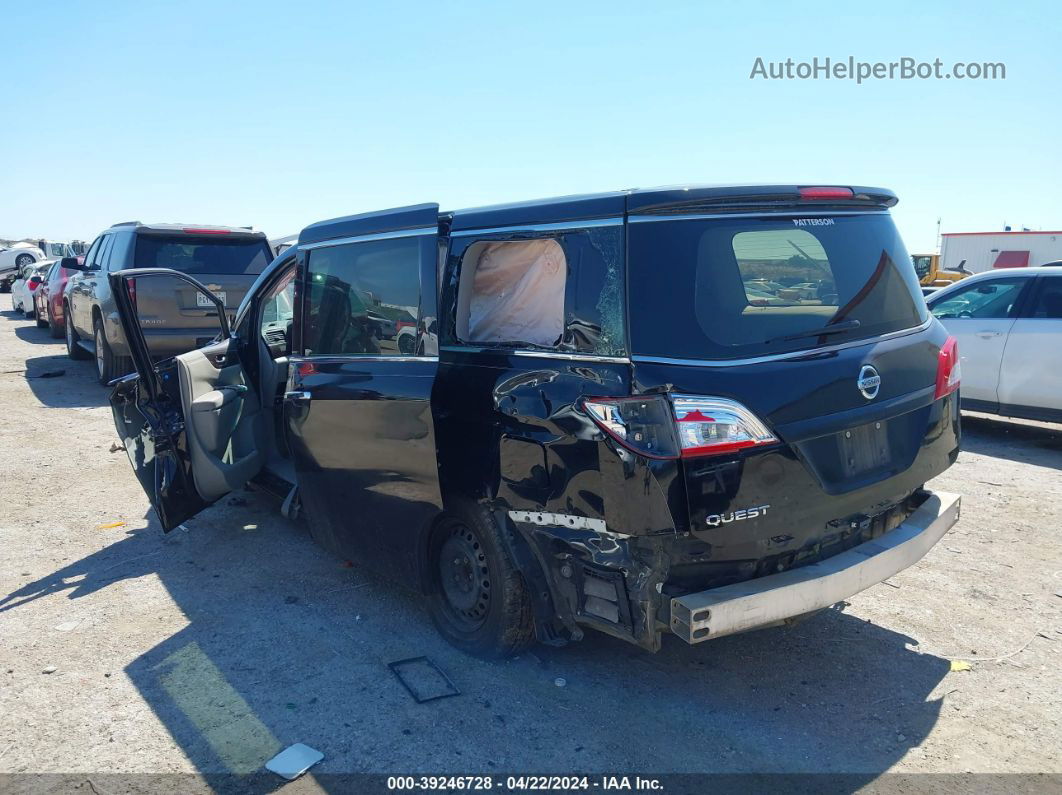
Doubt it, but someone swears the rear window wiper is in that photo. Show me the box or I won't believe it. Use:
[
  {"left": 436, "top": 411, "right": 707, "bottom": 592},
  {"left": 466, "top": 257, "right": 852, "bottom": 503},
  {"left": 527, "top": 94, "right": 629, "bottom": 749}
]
[{"left": 765, "top": 319, "right": 861, "bottom": 345}]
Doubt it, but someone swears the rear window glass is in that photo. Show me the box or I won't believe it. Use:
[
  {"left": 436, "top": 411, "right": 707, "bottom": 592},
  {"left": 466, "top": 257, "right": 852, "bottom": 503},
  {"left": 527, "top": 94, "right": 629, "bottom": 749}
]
[
  {"left": 628, "top": 213, "right": 925, "bottom": 360},
  {"left": 134, "top": 236, "right": 271, "bottom": 276}
]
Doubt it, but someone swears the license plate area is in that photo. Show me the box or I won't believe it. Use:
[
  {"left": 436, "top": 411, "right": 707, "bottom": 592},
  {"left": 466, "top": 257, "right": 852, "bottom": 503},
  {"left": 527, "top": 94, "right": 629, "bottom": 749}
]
[
  {"left": 838, "top": 421, "right": 891, "bottom": 477},
  {"left": 197, "top": 291, "right": 226, "bottom": 307}
]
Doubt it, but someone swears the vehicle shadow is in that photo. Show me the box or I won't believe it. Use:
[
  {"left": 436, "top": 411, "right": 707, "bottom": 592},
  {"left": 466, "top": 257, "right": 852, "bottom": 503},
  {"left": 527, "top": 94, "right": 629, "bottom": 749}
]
[
  {"left": 22, "top": 353, "right": 108, "bottom": 409},
  {"left": 13, "top": 325, "right": 55, "bottom": 344},
  {"left": 1, "top": 492, "right": 950, "bottom": 786},
  {"left": 960, "top": 412, "right": 1062, "bottom": 470}
]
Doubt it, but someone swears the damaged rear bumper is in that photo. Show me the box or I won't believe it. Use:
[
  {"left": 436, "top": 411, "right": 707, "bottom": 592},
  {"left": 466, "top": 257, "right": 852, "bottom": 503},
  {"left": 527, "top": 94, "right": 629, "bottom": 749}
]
[{"left": 669, "top": 490, "right": 961, "bottom": 644}]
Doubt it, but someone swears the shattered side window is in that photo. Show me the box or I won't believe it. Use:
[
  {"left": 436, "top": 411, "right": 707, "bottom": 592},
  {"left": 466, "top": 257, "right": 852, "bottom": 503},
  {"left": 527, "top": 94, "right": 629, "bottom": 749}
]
[
  {"left": 453, "top": 224, "right": 627, "bottom": 356},
  {"left": 562, "top": 225, "right": 626, "bottom": 356}
]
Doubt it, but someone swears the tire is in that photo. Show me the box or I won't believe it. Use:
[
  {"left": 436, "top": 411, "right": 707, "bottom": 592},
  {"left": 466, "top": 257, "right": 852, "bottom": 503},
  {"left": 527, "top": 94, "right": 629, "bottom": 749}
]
[
  {"left": 426, "top": 502, "right": 534, "bottom": 658},
  {"left": 65, "top": 308, "right": 90, "bottom": 360},
  {"left": 93, "top": 317, "right": 132, "bottom": 385},
  {"left": 14, "top": 254, "right": 33, "bottom": 268},
  {"left": 48, "top": 304, "right": 62, "bottom": 338},
  {"left": 35, "top": 303, "right": 47, "bottom": 327}
]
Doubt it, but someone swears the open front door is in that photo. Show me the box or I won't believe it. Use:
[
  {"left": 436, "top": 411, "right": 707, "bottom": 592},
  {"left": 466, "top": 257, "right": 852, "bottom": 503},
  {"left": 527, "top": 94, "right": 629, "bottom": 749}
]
[{"left": 108, "top": 267, "right": 262, "bottom": 531}]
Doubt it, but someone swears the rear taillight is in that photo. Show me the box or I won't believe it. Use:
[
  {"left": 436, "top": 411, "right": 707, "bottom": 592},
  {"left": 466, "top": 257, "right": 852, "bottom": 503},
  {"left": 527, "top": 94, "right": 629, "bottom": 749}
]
[
  {"left": 582, "top": 395, "right": 779, "bottom": 460},
  {"left": 671, "top": 396, "right": 779, "bottom": 458},
  {"left": 582, "top": 396, "right": 681, "bottom": 459},
  {"left": 27, "top": 277, "right": 41, "bottom": 290},
  {"left": 935, "top": 336, "right": 961, "bottom": 399},
  {"left": 798, "top": 186, "right": 854, "bottom": 199}
]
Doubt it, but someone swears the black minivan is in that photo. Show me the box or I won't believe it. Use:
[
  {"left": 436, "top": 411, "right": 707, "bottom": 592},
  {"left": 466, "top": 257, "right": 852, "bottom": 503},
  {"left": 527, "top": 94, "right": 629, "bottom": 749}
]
[{"left": 107, "top": 185, "right": 962, "bottom": 657}]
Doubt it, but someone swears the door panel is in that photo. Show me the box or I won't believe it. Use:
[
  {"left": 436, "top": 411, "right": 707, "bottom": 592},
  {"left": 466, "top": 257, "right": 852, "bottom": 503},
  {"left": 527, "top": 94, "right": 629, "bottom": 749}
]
[
  {"left": 941, "top": 318, "right": 1014, "bottom": 402},
  {"left": 285, "top": 205, "right": 442, "bottom": 580},
  {"left": 176, "top": 343, "right": 263, "bottom": 501},
  {"left": 106, "top": 267, "right": 258, "bottom": 531},
  {"left": 286, "top": 358, "right": 442, "bottom": 576},
  {"left": 998, "top": 278, "right": 1062, "bottom": 411},
  {"left": 998, "top": 318, "right": 1062, "bottom": 410},
  {"left": 111, "top": 364, "right": 211, "bottom": 531}
]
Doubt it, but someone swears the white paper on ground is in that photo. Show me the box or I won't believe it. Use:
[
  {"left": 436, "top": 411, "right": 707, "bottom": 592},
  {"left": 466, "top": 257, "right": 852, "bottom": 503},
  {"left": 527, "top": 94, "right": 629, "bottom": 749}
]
[{"left": 265, "top": 743, "right": 324, "bottom": 780}]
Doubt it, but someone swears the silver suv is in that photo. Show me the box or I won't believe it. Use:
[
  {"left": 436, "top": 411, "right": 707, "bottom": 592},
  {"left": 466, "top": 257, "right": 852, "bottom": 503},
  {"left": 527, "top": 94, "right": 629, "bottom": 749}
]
[{"left": 63, "top": 222, "right": 273, "bottom": 384}]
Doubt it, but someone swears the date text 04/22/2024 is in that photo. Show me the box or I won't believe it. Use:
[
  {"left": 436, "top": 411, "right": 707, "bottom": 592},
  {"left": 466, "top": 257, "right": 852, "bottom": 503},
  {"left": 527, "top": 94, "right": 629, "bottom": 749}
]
[{"left": 385, "top": 776, "right": 664, "bottom": 791}]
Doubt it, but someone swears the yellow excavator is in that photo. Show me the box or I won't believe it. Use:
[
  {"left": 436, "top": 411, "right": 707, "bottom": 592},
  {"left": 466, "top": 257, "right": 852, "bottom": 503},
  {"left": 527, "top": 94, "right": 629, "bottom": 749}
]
[{"left": 912, "top": 254, "right": 970, "bottom": 288}]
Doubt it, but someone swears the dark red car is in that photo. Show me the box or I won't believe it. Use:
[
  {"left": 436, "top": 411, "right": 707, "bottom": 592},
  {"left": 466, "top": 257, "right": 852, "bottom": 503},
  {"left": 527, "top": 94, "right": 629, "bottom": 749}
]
[{"left": 33, "top": 257, "right": 82, "bottom": 337}]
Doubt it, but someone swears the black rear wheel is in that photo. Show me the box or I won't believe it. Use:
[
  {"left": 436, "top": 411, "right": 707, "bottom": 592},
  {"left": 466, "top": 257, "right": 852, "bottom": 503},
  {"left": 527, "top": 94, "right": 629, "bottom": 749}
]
[{"left": 427, "top": 503, "right": 534, "bottom": 658}]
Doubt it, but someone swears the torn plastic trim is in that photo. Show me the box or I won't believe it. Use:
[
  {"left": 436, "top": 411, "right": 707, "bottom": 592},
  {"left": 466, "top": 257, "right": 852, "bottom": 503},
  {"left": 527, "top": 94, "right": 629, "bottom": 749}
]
[
  {"left": 504, "top": 507, "right": 670, "bottom": 651},
  {"left": 508, "top": 510, "right": 630, "bottom": 538}
]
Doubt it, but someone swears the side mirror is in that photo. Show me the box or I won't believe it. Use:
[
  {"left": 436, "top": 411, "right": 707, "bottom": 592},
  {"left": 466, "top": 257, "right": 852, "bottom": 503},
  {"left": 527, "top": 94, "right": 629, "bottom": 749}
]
[{"left": 60, "top": 257, "right": 85, "bottom": 271}]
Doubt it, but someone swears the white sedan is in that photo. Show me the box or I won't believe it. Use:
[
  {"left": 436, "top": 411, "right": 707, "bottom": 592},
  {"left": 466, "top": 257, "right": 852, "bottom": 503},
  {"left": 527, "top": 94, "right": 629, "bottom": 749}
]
[
  {"left": 927, "top": 267, "right": 1062, "bottom": 423},
  {"left": 10, "top": 261, "right": 52, "bottom": 317}
]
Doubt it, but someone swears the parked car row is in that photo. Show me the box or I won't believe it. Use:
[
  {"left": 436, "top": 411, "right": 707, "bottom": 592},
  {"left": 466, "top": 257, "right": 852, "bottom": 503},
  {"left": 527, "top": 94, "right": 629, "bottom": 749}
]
[
  {"left": 1, "top": 243, "right": 47, "bottom": 292},
  {"left": 0, "top": 240, "right": 86, "bottom": 292}
]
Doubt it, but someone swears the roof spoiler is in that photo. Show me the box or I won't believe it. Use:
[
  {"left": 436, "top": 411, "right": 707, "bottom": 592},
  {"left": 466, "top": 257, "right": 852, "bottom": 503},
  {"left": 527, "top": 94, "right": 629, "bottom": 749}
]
[{"left": 627, "top": 185, "right": 898, "bottom": 215}]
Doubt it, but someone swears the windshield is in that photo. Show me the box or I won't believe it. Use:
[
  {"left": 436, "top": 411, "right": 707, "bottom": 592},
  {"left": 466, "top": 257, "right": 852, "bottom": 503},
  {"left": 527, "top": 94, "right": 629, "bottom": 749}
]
[
  {"left": 134, "top": 235, "right": 272, "bottom": 276},
  {"left": 628, "top": 213, "right": 926, "bottom": 360}
]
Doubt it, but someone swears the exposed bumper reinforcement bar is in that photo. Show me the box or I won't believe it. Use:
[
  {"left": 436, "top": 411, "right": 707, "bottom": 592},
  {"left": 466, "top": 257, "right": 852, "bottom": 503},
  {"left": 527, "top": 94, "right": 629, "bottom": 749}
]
[{"left": 670, "top": 490, "right": 961, "bottom": 644}]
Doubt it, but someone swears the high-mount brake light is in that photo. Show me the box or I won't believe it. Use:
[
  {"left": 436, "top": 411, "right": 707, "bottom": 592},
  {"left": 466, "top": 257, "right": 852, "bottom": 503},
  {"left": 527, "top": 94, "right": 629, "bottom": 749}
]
[
  {"left": 582, "top": 396, "right": 680, "bottom": 459},
  {"left": 182, "top": 228, "right": 230, "bottom": 235},
  {"left": 671, "top": 396, "right": 778, "bottom": 458},
  {"left": 798, "top": 186, "right": 854, "bottom": 199},
  {"left": 935, "top": 336, "right": 961, "bottom": 399}
]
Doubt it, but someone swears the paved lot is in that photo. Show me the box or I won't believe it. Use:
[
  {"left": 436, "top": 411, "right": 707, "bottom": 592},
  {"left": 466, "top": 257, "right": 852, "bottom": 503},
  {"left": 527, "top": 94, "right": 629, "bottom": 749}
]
[{"left": 1, "top": 308, "right": 1060, "bottom": 786}]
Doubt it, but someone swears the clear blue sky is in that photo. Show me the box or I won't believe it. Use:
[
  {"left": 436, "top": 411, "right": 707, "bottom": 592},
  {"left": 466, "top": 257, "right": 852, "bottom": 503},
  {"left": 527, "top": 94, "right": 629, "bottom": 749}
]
[{"left": 2, "top": 0, "right": 1059, "bottom": 253}]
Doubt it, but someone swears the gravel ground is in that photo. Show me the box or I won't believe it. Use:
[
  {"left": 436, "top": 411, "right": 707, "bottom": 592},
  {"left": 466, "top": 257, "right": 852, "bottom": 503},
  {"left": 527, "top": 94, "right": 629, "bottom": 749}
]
[{"left": 1, "top": 308, "right": 1060, "bottom": 787}]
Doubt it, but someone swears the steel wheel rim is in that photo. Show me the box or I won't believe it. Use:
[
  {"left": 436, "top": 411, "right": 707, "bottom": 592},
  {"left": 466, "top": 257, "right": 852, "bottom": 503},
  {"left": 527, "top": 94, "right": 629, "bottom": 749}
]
[
  {"left": 438, "top": 523, "right": 491, "bottom": 629},
  {"left": 66, "top": 315, "right": 74, "bottom": 347}
]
